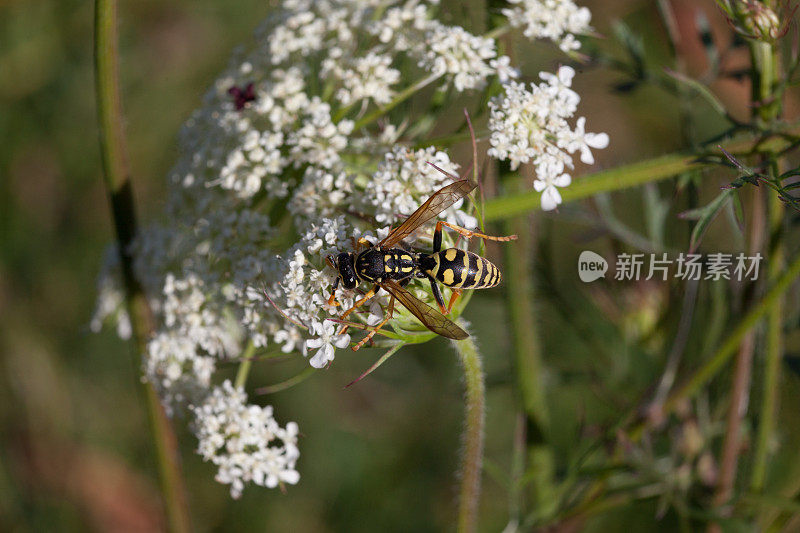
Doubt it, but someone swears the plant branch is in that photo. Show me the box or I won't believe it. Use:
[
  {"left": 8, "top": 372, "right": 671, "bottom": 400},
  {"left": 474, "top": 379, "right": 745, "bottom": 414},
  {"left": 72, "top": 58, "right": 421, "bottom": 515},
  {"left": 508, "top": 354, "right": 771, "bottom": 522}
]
[
  {"left": 234, "top": 341, "right": 257, "bottom": 389},
  {"left": 452, "top": 324, "right": 485, "bottom": 533},
  {"left": 501, "top": 185, "right": 555, "bottom": 519},
  {"left": 712, "top": 331, "right": 756, "bottom": 510},
  {"left": 751, "top": 193, "right": 785, "bottom": 490},
  {"left": 658, "top": 250, "right": 800, "bottom": 428},
  {"left": 94, "top": 1, "right": 190, "bottom": 531},
  {"left": 353, "top": 73, "right": 440, "bottom": 131},
  {"left": 482, "top": 124, "right": 800, "bottom": 221}
]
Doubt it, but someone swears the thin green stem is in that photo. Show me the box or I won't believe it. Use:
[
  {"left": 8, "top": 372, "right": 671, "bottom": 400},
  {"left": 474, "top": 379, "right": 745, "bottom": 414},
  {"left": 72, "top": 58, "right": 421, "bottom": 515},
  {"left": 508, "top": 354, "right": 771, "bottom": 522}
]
[
  {"left": 749, "top": 38, "right": 785, "bottom": 496},
  {"left": 234, "top": 341, "right": 257, "bottom": 389},
  {"left": 482, "top": 124, "right": 800, "bottom": 221},
  {"left": 751, "top": 179, "right": 786, "bottom": 492},
  {"left": 662, "top": 250, "right": 800, "bottom": 420},
  {"left": 502, "top": 201, "right": 555, "bottom": 518},
  {"left": 353, "top": 73, "right": 440, "bottom": 131},
  {"left": 452, "top": 324, "right": 485, "bottom": 533},
  {"left": 94, "top": 1, "right": 190, "bottom": 531},
  {"left": 255, "top": 367, "right": 316, "bottom": 395}
]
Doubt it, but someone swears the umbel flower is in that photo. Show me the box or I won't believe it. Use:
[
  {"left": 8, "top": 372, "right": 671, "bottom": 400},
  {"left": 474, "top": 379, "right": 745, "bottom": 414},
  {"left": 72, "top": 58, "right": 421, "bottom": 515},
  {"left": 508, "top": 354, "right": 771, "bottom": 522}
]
[
  {"left": 487, "top": 66, "right": 609, "bottom": 210},
  {"left": 93, "top": 0, "right": 604, "bottom": 498}
]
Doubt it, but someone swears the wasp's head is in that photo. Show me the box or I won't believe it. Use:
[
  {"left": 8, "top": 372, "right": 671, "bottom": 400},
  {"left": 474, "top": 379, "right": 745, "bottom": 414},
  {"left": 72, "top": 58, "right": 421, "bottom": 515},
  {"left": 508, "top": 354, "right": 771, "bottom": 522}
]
[{"left": 327, "top": 252, "right": 358, "bottom": 290}]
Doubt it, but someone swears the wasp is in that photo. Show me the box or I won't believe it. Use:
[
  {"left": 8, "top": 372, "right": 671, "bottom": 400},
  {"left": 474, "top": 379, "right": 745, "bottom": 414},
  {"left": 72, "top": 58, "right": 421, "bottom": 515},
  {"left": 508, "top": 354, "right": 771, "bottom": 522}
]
[{"left": 327, "top": 178, "right": 517, "bottom": 350}]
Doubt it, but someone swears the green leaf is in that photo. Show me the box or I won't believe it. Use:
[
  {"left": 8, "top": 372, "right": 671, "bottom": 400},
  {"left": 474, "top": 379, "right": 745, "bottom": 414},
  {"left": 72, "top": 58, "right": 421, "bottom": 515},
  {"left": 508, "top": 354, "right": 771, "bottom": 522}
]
[
  {"left": 664, "top": 68, "right": 728, "bottom": 117},
  {"left": 679, "top": 189, "right": 735, "bottom": 252}
]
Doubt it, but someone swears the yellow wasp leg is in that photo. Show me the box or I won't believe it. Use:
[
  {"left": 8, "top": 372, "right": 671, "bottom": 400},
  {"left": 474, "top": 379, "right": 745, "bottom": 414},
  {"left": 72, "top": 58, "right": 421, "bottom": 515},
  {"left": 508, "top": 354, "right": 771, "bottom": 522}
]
[
  {"left": 352, "top": 295, "right": 395, "bottom": 351},
  {"left": 445, "top": 288, "right": 462, "bottom": 315},
  {"left": 337, "top": 287, "right": 377, "bottom": 335},
  {"left": 435, "top": 220, "right": 517, "bottom": 243}
]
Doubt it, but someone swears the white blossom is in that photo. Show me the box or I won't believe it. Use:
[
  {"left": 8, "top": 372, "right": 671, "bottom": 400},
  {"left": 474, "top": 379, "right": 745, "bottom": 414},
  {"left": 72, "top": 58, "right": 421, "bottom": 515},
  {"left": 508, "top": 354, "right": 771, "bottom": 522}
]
[
  {"left": 503, "top": 0, "right": 593, "bottom": 53},
  {"left": 419, "top": 22, "right": 498, "bottom": 91},
  {"left": 91, "top": 0, "right": 605, "bottom": 499},
  {"left": 487, "top": 66, "right": 608, "bottom": 210},
  {"left": 192, "top": 381, "right": 300, "bottom": 498},
  {"left": 144, "top": 331, "right": 216, "bottom": 417},
  {"left": 305, "top": 319, "right": 351, "bottom": 368},
  {"left": 363, "top": 145, "right": 475, "bottom": 227},
  {"left": 91, "top": 246, "right": 132, "bottom": 340}
]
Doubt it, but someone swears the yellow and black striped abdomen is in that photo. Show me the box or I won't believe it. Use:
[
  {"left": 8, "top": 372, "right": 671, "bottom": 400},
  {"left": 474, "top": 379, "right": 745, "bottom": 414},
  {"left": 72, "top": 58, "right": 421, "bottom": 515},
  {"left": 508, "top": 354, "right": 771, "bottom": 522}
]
[{"left": 425, "top": 248, "right": 501, "bottom": 289}]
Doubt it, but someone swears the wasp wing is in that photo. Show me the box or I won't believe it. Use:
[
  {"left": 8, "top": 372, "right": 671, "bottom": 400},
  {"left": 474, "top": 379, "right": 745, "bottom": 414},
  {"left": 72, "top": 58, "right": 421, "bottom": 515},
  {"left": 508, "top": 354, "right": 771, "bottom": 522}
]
[
  {"left": 381, "top": 279, "right": 469, "bottom": 340},
  {"left": 378, "top": 179, "right": 476, "bottom": 248}
]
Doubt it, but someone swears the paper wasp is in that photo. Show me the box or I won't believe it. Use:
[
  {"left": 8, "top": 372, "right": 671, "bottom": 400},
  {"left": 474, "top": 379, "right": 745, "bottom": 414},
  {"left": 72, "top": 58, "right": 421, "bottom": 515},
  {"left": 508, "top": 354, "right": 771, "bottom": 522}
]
[{"left": 327, "top": 178, "right": 517, "bottom": 350}]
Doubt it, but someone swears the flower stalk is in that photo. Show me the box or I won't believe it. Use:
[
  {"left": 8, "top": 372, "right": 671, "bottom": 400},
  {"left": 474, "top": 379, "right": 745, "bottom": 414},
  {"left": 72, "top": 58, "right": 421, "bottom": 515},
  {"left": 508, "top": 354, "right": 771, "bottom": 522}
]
[
  {"left": 482, "top": 122, "right": 800, "bottom": 220},
  {"left": 750, "top": 35, "right": 787, "bottom": 493},
  {"left": 648, "top": 249, "right": 800, "bottom": 434},
  {"left": 502, "top": 181, "right": 555, "bottom": 519},
  {"left": 94, "top": 0, "right": 190, "bottom": 530},
  {"left": 452, "top": 325, "right": 485, "bottom": 533}
]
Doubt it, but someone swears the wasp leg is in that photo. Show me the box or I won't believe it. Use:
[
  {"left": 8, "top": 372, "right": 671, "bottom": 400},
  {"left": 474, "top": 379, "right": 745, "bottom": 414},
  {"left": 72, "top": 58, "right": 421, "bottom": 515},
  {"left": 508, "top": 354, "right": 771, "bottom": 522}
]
[
  {"left": 337, "top": 286, "right": 377, "bottom": 335},
  {"left": 433, "top": 220, "right": 517, "bottom": 251},
  {"left": 352, "top": 236, "right": 373, "bottom": 251},
  {"left": 446, "top": 288, "right": 462, "bottom": 314},
  {"left": 352, "top": 295, "right": 395, "bottom": 351},
  {"left": 427, "top": 275, "right": 447, "bottom": 314},
  {"left": 327, "top": 277, "right": 341, "bottom": 306}
]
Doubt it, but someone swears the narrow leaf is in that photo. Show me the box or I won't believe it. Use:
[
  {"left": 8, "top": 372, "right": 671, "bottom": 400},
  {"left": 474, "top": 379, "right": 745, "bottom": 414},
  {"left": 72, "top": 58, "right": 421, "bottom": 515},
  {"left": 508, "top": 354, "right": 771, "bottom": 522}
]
[
  {"left": 345, "top": 342, "right": 405, "bottom": 388},
  {"left": 682, "top": 189, "right": 734, "bottom": 252},
  {"left": 665, "top": 68, "right": 727, "bottom": 116}
]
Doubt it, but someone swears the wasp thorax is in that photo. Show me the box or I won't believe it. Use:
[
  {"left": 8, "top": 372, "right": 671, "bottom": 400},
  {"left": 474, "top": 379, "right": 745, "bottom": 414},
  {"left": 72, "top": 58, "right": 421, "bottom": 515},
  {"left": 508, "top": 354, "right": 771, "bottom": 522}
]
[{"left": 335, "top": 252, "right": 358, "bottom": 289}]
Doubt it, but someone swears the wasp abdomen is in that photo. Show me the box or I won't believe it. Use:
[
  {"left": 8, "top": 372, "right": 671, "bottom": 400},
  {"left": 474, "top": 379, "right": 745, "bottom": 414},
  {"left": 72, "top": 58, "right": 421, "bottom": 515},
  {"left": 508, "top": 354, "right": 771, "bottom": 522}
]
[{"left": 424, "top": 248, "right": 501, "bottom": 289}]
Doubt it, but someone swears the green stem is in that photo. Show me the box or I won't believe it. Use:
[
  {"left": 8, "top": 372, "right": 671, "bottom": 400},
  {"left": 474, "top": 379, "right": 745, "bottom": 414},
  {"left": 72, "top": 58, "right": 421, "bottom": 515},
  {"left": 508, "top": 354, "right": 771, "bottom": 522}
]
[
  {"left": 94, "top": 1, "right": 191, "bottom": 531},
  {"left": 353, "top": 73, "right": 440, "bottom": 131},
  {"left": 502, "top": 204, "right": 555, "bottom": 518},
  {"left": 482, "top": 124, "right": 800, "bottom": 221},
  {"left": 749, "top": 38, "right": 785, "bottom": 495},
  {"left": 663, "top": 250, "right": 800, "bottom": 418},
  {"left": 255, "top": 367, "right": 316, "bottom": 395},
  {"left": 234, "top": 341, "right": 257, "bottom": 389},
  {"left": 452, "top": 325, "right": 485, "bottom": 533},
  {"left": 751, "top": 176, "right": 786, "bottom": 492}
]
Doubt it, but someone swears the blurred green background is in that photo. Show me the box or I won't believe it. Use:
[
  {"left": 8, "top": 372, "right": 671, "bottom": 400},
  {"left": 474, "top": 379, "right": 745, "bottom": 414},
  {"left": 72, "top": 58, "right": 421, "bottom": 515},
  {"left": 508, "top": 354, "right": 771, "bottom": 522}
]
[{"left": 3, "top": 0, "right": 800, "bottom": 531}]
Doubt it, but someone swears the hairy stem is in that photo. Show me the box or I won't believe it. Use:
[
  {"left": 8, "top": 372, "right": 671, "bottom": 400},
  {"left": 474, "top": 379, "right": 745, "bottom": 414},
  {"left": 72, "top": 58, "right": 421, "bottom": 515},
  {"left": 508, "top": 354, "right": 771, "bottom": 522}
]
[
  {"left": 94, "top": 1, "right": 191, "bottom": 531},
  {"left": 452, "top": 326, "right": 485, "bottom": 533}
]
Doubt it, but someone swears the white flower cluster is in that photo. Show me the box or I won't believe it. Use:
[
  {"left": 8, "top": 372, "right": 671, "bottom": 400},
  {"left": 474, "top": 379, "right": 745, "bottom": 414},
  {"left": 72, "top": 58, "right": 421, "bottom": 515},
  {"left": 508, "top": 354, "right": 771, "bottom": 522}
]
[
  {"left": 362, "top": 146, "right": 471, "bottom": 226},
  {"left": 192, "top": 380, "right": 300, "bottom": 499},
  {"left": 502, "top": 0, "right": 593, "bottom": 53},
  {"left": 91, "top": 0, "right": 604, "bottom": 498},
  {"left": 487, "top": 66, "right": 609, "bottom": 210}
]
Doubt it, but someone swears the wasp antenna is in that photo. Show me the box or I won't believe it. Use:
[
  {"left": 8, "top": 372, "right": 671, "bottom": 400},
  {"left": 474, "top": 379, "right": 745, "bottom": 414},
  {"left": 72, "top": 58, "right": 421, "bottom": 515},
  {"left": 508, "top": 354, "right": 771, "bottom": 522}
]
[
  {"left": 262, "top": 288, "right": 309, "bottom": 331},
  {"left": 426, "top": 161, "right": 461, "bottom": 181}
]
